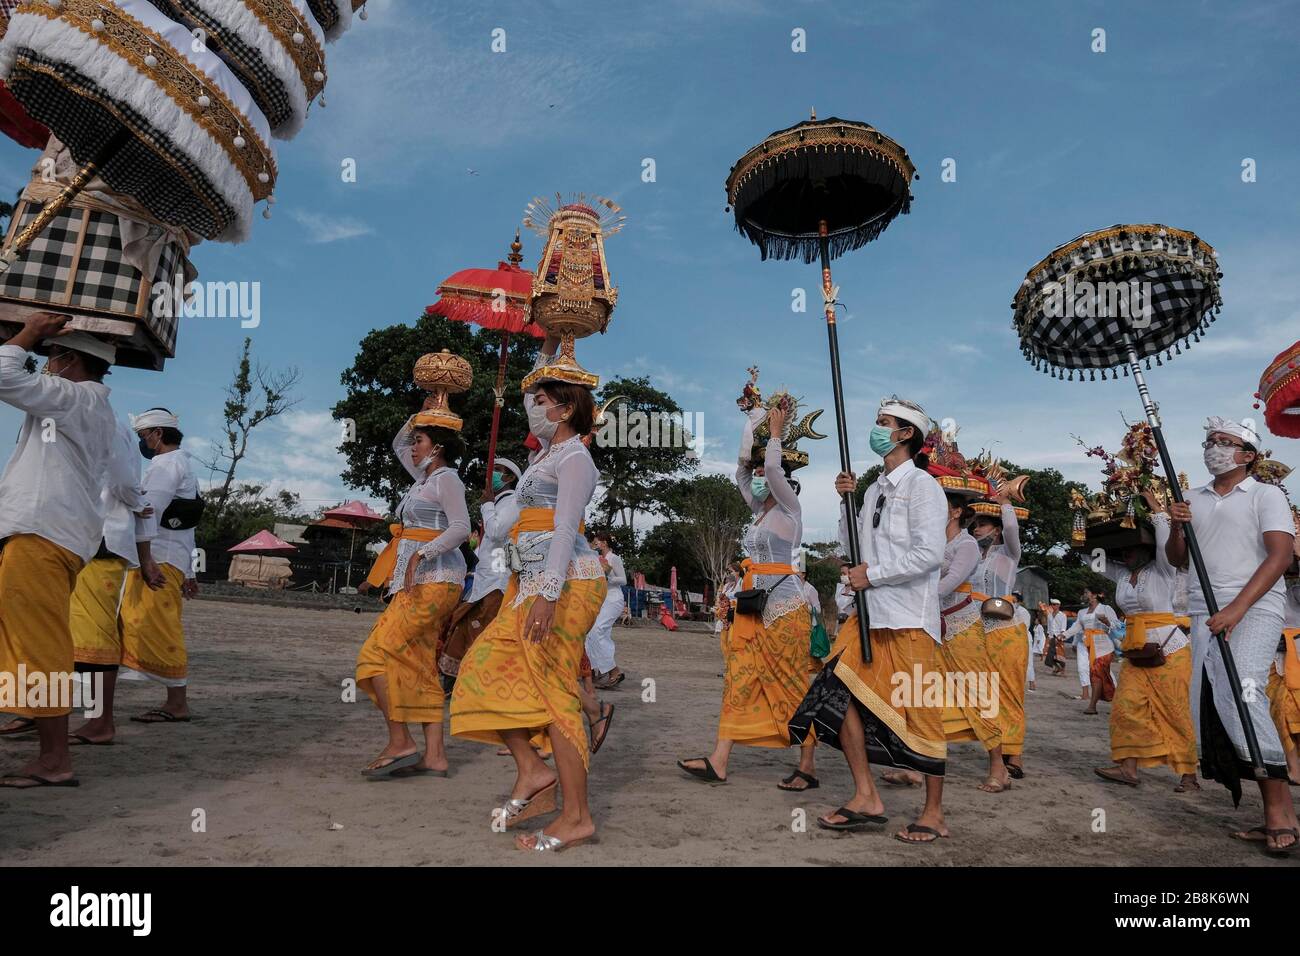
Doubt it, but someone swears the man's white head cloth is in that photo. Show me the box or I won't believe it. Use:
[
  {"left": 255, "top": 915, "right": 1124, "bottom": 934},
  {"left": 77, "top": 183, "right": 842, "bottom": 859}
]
[
  {"left": 131, "top": 409, "right": 180, "bottom": 432},
  {"left": 878, "top": 396, "right": 931, "bottom": 434},
  {"left": 493, "top": 457, "right": 522, "bottom": 483},
  {"left": 1204, "top": 416, "right": 1258, "bottom": 448}
]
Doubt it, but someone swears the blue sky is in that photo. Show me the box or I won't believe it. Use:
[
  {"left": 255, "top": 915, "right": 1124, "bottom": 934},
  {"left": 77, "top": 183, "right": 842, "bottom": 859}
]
[{"left": 3, "top": 0, "right": 1298, "bottom": 542}]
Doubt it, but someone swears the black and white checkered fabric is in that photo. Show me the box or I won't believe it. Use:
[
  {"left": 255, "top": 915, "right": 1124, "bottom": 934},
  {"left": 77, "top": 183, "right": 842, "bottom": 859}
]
[
  {"left": 1013, "top": 238, "right": 1223, "bottom": 380},
  {"left": 7, "top": 48, "right": 237, "bottom": 240},
  {"left": 305, "top": 0, "right": 340, "bottom": 34},
  {"left": 140, "top": 0, "right": 293, "bottom": 131},
  {"left": 1, "top": 201, "right": 183, "bottom": 355}
]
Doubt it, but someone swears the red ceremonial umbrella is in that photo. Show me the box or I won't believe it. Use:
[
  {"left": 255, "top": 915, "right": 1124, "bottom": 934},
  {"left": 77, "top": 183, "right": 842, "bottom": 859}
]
[
  {"left": 321, "top": 500, "right": 385, "bottom": 588},
  {"left": 425, "top": 231, "right": 542, "bottom": 494}
]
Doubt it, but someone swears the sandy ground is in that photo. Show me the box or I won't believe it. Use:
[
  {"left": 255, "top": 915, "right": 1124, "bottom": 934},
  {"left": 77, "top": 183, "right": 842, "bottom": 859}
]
[{"left": 1, "top": 599, "right": 1294, "bottom": 867}]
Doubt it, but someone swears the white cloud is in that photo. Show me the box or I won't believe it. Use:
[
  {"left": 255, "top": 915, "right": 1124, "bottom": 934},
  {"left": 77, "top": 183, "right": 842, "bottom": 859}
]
[{"left": 289, "top": 210, "right": 374, "bottom": 244}]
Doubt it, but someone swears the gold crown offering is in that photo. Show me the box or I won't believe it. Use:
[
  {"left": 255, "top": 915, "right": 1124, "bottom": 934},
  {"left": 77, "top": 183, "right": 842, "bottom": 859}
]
[
  {"left": 1070, "top": 421, "right": 1184, "bottom": 547},
  {"left": 744, "top": 378, "right": 827, "bottom": 471},
  {"left": 520, "top": 194, "right": 624, "bottom": 391},
  {"left": 413, "top": 349, "right": 472, "bottom": 431}
]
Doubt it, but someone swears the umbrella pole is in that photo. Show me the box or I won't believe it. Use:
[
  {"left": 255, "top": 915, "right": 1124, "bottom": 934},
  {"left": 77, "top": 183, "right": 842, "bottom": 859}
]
[
  {"left": 818, "top": 221, "right": 872, "bottom": 663},
  {"left": 1124, "top": 335, "right": 1268, "bottom": 779},
  {"left": 0, "top": 127, "right": 129, "bottom": 274},
  {"left": 484, "top": 332, "right": 510, "bottom": 496},
  {"left": 345, "top": 527, "right": 357, "bottom": 589}
]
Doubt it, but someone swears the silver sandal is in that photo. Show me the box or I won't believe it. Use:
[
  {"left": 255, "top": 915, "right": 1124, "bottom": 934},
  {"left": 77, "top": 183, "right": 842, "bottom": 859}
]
[
  {"left": 518, "top": 829, "right": 594, "bottom": 853},
  {"left": 495, "top": 780, "right": 558, "bottom": 829}
]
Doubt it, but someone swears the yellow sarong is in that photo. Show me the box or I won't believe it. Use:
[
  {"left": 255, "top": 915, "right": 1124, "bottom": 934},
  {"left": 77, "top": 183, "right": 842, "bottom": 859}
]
[
  {"left": 357, "top": 580, "right": 460, "bottom": 724},
  {"left": 365, "top": 525, "right": 442, "bottom": 589},
  {"left": 719, "top": 601, "right": 811, "bottom": 748},
  {"left": 1269, "top": 629, "right": 1300, "bottom": 755},
  {"left": 830, "top": 615, "right": 947, "bottom": 765},
  {"left": 120, "top": 564, "right": 187, "bottom": 681},
  {"left": 1110, "top": 644, "right": 1196, "bottom": 774},
  {"left": 450, "top": 576, "right": 606, "bottom": 769},
  {"left": 0, "top": 534, "right": 83, "bottom": 717},
  {"left": 985, "top": 619, "right": 1029, "bottom": 756},
  {"left": 940, "top": 612, "right": 1002, "bottom": 751},
  {"left": 71, "top": 557, "right": 129, "bottom": 666}
]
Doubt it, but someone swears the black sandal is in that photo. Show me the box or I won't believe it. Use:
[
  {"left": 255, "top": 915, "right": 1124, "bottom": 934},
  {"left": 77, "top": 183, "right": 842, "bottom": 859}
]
[
  {"left": 677, "top": 756, "right": 726, "bottom": 784},
  {"left": 894, "top": 823, "right": 946, "bottom": 845},
  {"left": 1264, "top": 828, "right": 1298, "bottom": 857},
  {"left": 1003, "top": 758, "right": 1025, "bottom": 780},
  {"left": 589, "top": 703, "right": 615, "bottom": 755},
  {"left": 778, "top": 770, "right": 819, "bottom": 791},
  {"left": 817, "top": 807, "right": 888, "bottom": 832}
]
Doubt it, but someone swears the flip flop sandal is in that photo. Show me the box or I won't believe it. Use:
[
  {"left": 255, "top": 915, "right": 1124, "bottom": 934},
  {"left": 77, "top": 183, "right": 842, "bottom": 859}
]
[
  {"left": 880, "top": 771, "right": 921, "bottom": 788},
  {"left": 360, "top": 751, "right": 422, "bottom": 778},
  {"left": 388, "top": 765, "right": 449, "bottom": 778},
  {"left": 895, "top": 823, "right": 946, "bottom": 845},
  {"left": 778, "top": 770, "right": 819, "bottom": 791},
  {"left": 130, "top": 709, "right": 191, "bottom": 724},
  {"left": 499, "top": 780, "right": 559, "bottom": 829},
  {"left": 0, "top": 717, "right": 37, "bottom": 737},
  {"left": 0, "top": 773, "right": 80, "bottom": 788},
  {"left": 1264, "top": 828, "right": 1298, "bottom": 856},
  {"left": 676, "top": 757, "right": 727, "bottom": 784},
  {"left": 1094, "top": 767, "right": 1140, "bottom": 787},
  {"left": 817, "top": 807, "right": 888, "bottom": 832},
  {"left": 589, "top": 703, "right": 615, "bottom": 755},
  {"left": 68, "top": 734, "right": 115, "bottom": 747},
  {"left": 1174, "top": 780, "right": 1201, "bottom": 793},
  {"left": 1229, "top": 826, "right": 1270, "bottom": 843},
  {"left": 978, "top": 779, "right": 1011, "bottom": 793},
  {"left": 516, "top": 829, "right": 596, "bottom": 853}
]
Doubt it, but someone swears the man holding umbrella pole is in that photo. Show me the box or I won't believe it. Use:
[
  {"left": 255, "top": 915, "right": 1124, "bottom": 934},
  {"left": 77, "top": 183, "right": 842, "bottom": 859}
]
[{"left": 1167, "top": 416, "right": 1297, "bottom": 855}]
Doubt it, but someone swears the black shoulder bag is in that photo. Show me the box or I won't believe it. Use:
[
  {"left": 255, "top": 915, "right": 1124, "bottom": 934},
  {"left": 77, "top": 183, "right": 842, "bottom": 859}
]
[{"left": 733, "top": 574, "right": 792, "bottom": 618}]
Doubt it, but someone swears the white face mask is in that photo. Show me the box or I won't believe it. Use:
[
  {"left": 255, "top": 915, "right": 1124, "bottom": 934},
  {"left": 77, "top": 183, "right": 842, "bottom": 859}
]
[
  {"left": 415, "top": 453, "right": 435, "bottom": 472},
  {"left": 1203, "top": 444, "right": 1240, "bottom": 476},
  {"left": 527, "top": 401, "right": 563, "bottom": 442}
]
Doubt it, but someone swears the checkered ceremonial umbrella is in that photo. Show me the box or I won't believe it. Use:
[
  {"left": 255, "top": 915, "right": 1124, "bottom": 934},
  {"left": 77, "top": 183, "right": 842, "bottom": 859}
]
[
  {"left": 724, "top": 111, "right": 920, "bottom": 662},
  {"left": 1012, "top": 223, "right": 1268, "bottom": 788},
  {"left": 425, "top": 231, "right": 541, "bottom": 495}
]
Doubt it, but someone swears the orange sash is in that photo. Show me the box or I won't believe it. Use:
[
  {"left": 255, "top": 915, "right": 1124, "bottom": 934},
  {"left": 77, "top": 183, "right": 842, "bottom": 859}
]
[
  {"left": 1083, "top": 628, "right": 1105, "bottom": 668},
  {"left": 730, "top": 559, "right": 795, "bottom": 644},
  {"left": 1122, "top": 611, "right": 1178, "bottom": 653},
  {"left": 365, "top": 524, "right": 442, "bottom": 588},
  {"left": 510, "top": 506, "right": 584, "bottom": 541}
]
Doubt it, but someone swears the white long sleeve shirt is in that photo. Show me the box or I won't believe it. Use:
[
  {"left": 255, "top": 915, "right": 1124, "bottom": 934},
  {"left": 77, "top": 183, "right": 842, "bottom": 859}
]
[
  {"left": 465, "top": 488, "right": 518, "bottom": 602},
  {"left": 1065, "top": 603, "right": 1118, "bottom": 658},
  {"left": 0, "top": 343, "right": 116, "bottom": 562},
  {"left": 134, "top": 448, "right": 199, "bottom": 576},
  {"left": 839, "top": 458, "right": 947, "bottom": 642},
  {"left": 1048, "top": 609, "right": 1069, "bottom": 637},
  {"left": 101, "top": 419, "right": 148, "bottom": 567},
  {"left": 1102, "top": 513, "right": 1188, "bottom": 654}
]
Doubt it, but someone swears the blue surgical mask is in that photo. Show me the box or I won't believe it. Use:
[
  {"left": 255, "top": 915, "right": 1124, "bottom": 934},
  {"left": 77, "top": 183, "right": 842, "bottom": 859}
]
[
  {"left": 751, "top": 476, "right": 770, "bottom": 501},
  {"left": 492, "top": 473, "right": 505, "bottom": 492},
  {"left": 869, "top": 425, "right": 898, "bottom": 458}
]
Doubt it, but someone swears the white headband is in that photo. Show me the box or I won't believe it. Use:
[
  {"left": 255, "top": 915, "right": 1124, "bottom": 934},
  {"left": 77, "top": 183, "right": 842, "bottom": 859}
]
[
  {"left": 1204, "top": 416, "right": 1257, "bottom": 447},
  {"left": 493, "top": 457, "right": 522, "bottom": 482},
  {"left": 878, "top": 396, "right": 931, "bottom": 434},
  {"left": 131, "top": 409, "right": 180, "bottom": 431}
]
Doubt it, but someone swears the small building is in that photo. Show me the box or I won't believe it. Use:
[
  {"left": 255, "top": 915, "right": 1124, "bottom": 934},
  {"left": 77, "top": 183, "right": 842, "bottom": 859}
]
[{"left": 1015, "top": 566, "right": 1051, "bottom": 611}]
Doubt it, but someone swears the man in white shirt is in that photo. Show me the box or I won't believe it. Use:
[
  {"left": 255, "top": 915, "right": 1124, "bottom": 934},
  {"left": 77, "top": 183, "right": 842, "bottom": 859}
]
[
  {"left": 587, "top": 532, "right": 627, "bottom": 690},
  {"left": 1013, "top": 592, "right": 1036, "bottom": 691},
  {"left": 69, "top": 418, "right": 161, "bottom": 744},
  {"left": 0, "top": 313, "right": 117, "bottom": 789},
  {"left": 1167, "top": 416, "right": 1297, "bottom": 853},
  {"left": 119, "top": 408, "right": 201, "bottom": 723}
]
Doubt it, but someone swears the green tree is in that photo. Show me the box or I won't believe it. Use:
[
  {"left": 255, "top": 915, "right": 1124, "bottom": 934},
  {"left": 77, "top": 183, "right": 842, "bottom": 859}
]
[
  {"left": 658, "top": 473, "right": 751, "bottom": 597},
  {"left": 197, "top": 482, "right": 308, "bottom": 549},
  {"left": 201, "top": 338, "right": 301, "bottom": 526},
  {"left": 590, "top": 375, "right": 697, "bottom": 527},
  {"left": 333, "top": 314, "right": 541, "bottom": 511}
]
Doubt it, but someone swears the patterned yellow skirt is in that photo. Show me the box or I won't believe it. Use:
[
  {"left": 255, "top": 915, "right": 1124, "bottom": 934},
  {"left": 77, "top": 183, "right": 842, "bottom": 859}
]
[
  {"left": 719, "top": 605, "right": 812, "bottom": 748},
  {"left": 450, "top": 576, "right": 606, "bottom": 769},
  {"left": 120, "top": 564, "right": 188, "bottom": 682},
  {"left": 940, "top": 613, "right": 1003, "bottom": 751},
  {"left": 1268, "top": 668, "right": 1300, "bottom": 756},
  {"left": 1109, "top": 645, "right": 1196, "bottom": 775},
  {"left": 71, "top": 557, "right": 130, "bottom": 667},
  {"left": 985, "top": 619, "right": 1028, "bottom": 756},
  {"left": 0, "top": 534, "right": 83, "bottom": 717},
  {"left": 356, "top": 581, "right": 461, "bottom": 724}
]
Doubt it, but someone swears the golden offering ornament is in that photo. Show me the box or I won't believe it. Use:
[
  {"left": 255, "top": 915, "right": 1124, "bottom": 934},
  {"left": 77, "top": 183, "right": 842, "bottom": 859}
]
[{"left": 413, "top": 348, "right": 472, "bottom": 432}]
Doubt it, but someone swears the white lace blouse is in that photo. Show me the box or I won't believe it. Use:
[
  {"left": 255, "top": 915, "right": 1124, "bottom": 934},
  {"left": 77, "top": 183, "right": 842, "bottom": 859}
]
[
  {"left": 974, "top": 503, "right": 1022, "bottom": 632},
  {"left": 736, "top": 423, "right": 804, "bottom": 627},
  {"left": 938, "top": 530, "right": 982, "bottom": 636},
  {"left": 1102, "top": 513, "right": 1188, "bottom": 655},
  {"left": 388, "top": 420, "right": 471, "bottom": 595}
]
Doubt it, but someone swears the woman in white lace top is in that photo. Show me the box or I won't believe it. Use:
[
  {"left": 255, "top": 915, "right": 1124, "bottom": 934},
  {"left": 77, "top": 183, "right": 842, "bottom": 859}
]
[
  {"left": 355, "top": 410, "right": 470, "bottom": 779},
  {"left": 451, "top": 336, "right": 608, "bottom": 854},
  {"left": 678, "top": 404, "right": 818, "bottom": 791}
]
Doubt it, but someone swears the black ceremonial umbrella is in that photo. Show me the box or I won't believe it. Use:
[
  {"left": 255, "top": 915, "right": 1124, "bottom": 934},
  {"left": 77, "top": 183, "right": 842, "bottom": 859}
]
[
  {"left": 1012, "top": 222, "right": 1268, "bottom": 785},
  {"left": 725, "top": 111, "right": 919, "bottom": 662}
]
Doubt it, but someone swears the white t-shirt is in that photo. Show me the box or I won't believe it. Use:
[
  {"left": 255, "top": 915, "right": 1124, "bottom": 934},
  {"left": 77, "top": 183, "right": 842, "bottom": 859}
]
[
  {"left": 1182, "top": 477, "right": 1295, "bottom": 618},
  {"left": 135, "top": 449, "right": 200, "bottom": 576}
]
